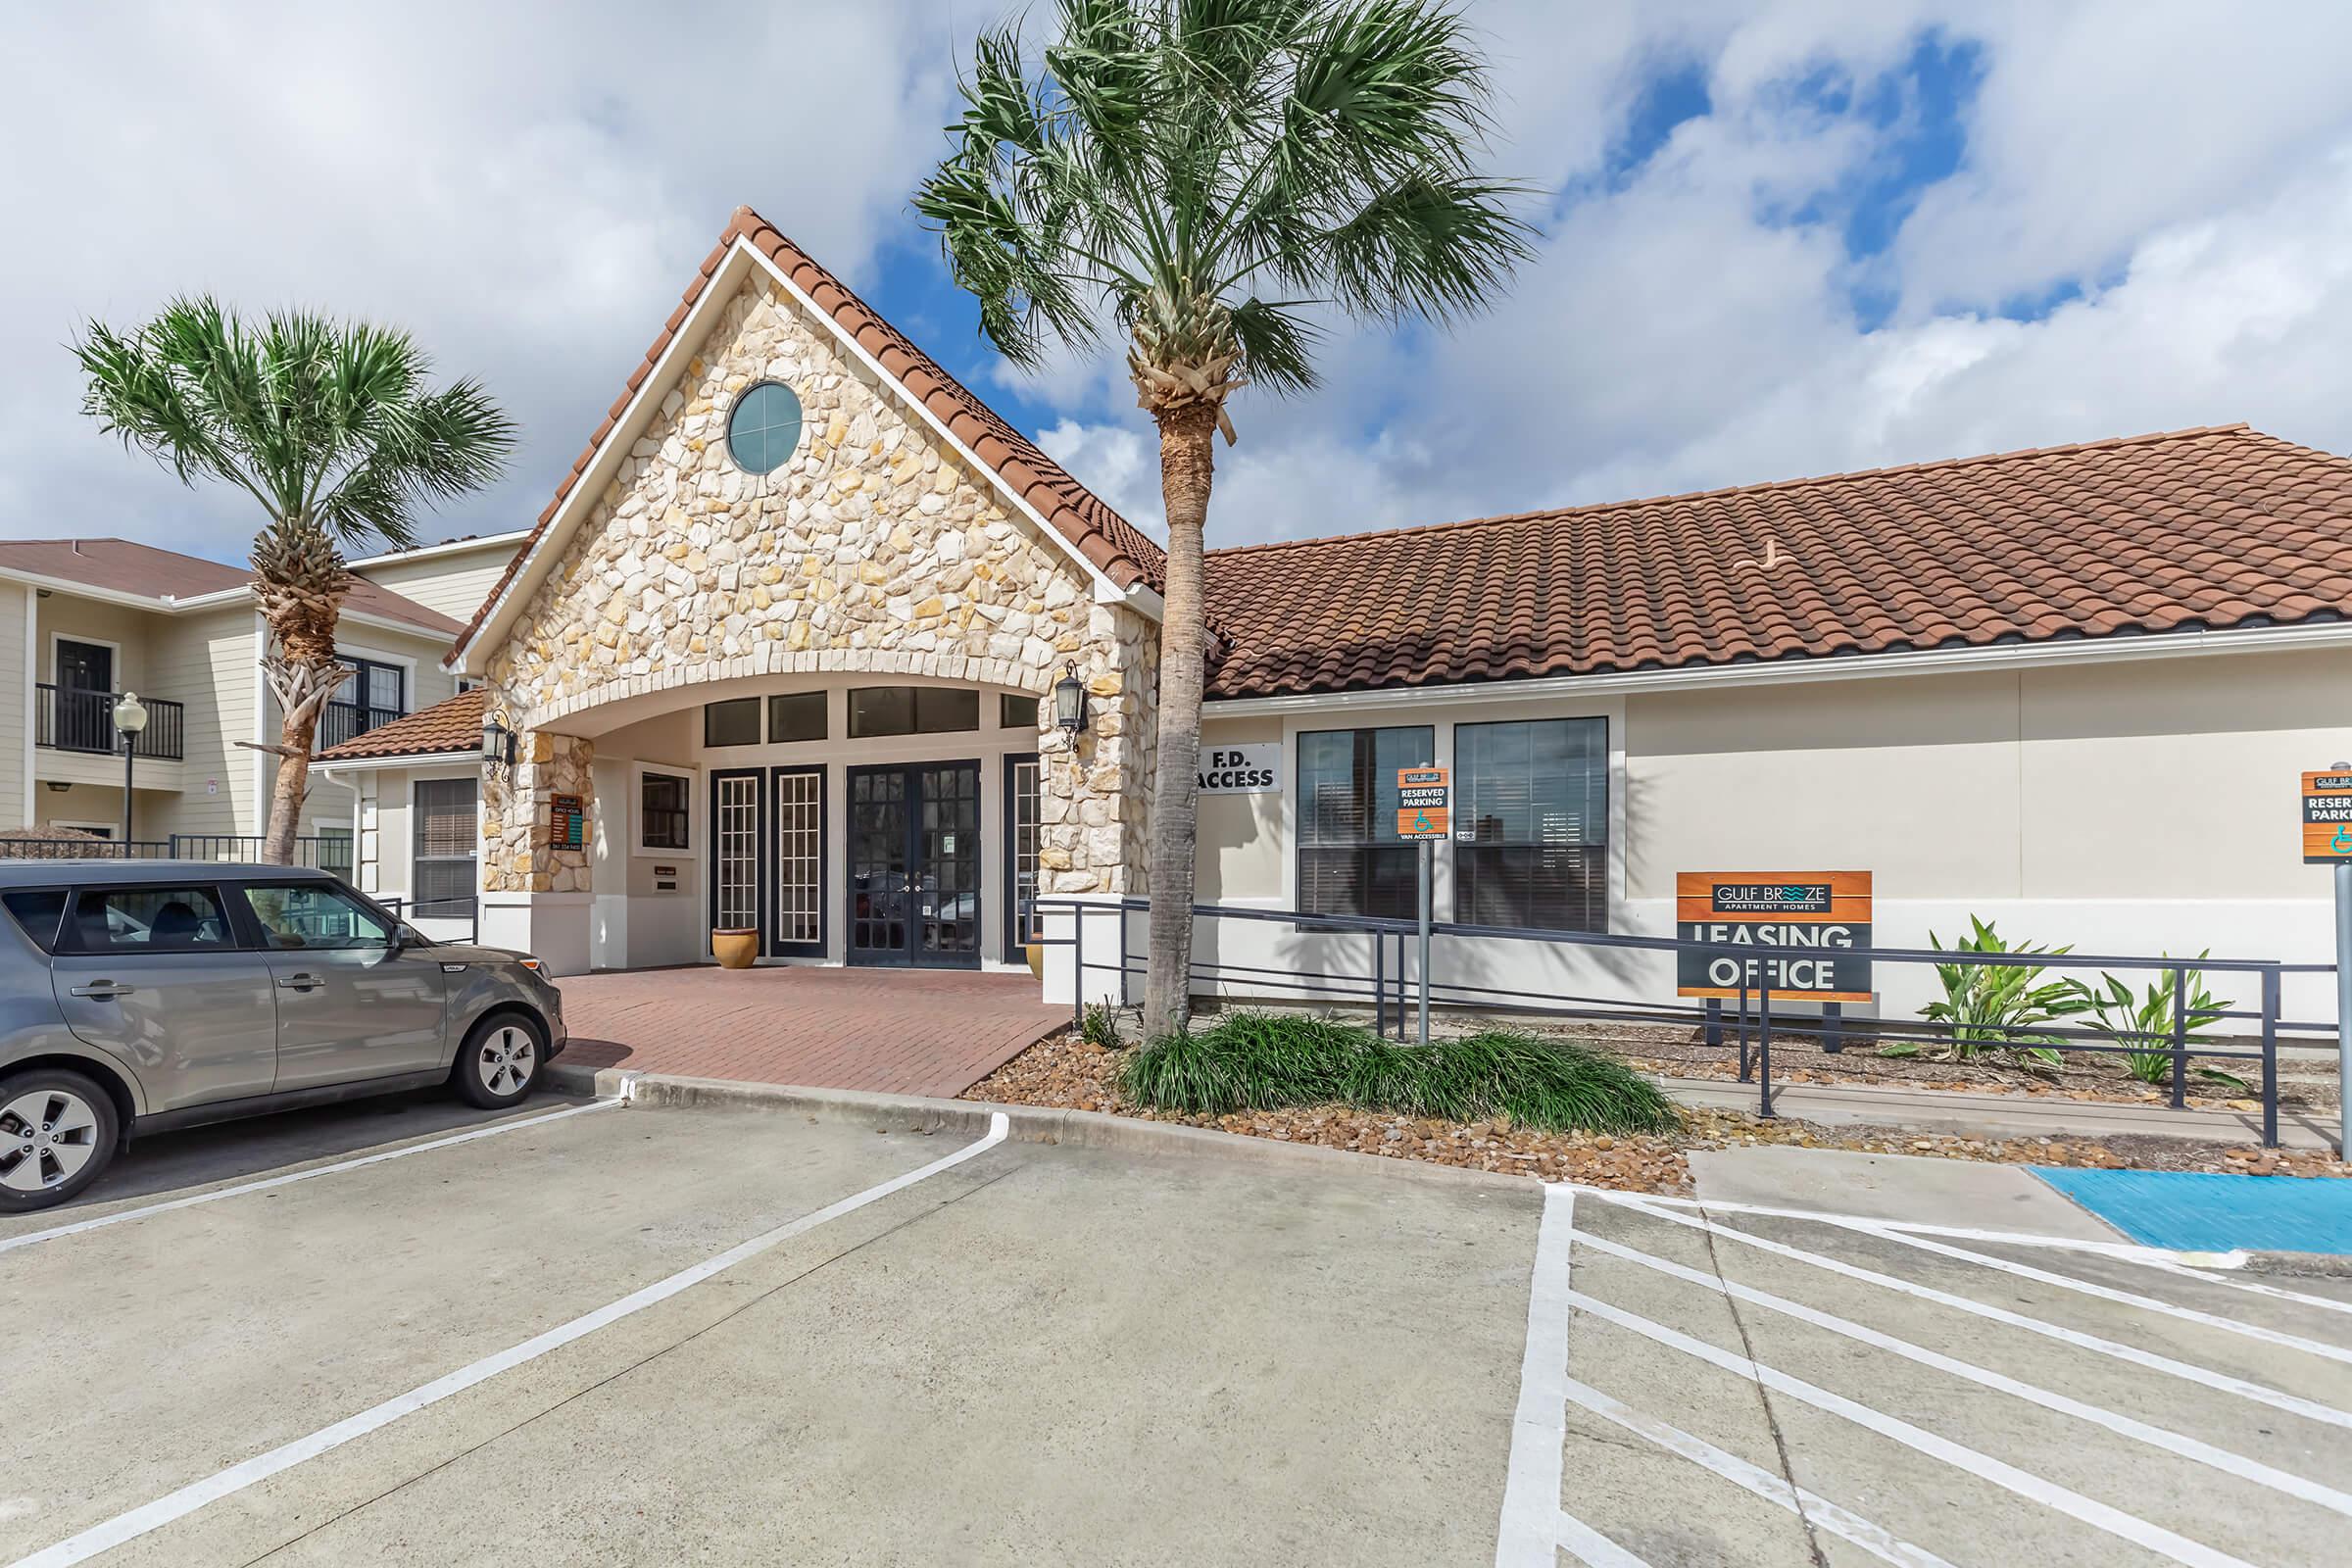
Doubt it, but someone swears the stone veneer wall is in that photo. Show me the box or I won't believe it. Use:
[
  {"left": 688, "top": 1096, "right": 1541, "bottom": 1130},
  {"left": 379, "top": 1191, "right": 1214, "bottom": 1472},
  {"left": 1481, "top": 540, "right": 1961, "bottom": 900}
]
[
  {"left": 482, "top": 731, "right": 592, "bottom": 895},
  {"left": 477, "top": 269, "right": 1156, "bottom": 899}
]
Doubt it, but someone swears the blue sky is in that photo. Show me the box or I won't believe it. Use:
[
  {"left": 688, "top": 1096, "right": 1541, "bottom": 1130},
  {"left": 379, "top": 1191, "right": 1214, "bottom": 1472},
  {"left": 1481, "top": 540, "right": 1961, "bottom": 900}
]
[{"left": 5, "top": 1, "right": 2352, "bottom": 564}]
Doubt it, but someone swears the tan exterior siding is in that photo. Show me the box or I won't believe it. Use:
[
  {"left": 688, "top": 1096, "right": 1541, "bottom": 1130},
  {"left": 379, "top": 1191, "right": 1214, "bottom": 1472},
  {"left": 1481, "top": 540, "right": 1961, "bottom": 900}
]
[
  {"left": 355, "top": 546, "right": 521, "bottom": 622},
  {"left": 0, "top": 584, "right": 26, "bottom": 830}
]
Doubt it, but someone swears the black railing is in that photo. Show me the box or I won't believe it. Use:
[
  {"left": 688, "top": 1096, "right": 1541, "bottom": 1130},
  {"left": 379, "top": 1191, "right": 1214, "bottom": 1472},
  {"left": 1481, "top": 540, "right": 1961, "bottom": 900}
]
[
  {"left": 1034, "top": 897, "right": 2340, "bottom": 1150},
  {"left": 0, "top": 837, "right": 173, "bottom": 860},
  {"left": 34, "top": 686, "right": 184, "bottom": 760},
  {"left": 378, "top": 894, "right": 480, "bottom": 947},
  {"left": 168, "top": 835, "right": 353, "bottom": 875},
  {"left": 319, "top": 702, "right": 405, "bottom": 750}
]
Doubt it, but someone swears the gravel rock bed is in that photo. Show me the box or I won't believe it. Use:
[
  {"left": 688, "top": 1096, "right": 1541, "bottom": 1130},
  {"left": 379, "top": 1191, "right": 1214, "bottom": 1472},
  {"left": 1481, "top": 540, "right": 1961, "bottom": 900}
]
[{"left": 964, "top": 1029, "right": 2350, "bottom": 1193}]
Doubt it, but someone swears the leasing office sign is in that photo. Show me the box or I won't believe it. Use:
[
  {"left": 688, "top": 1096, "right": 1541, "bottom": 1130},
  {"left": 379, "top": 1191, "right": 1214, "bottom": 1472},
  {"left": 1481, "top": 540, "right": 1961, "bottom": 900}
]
[{"left": 1676, "top": 871, "right": 1873, "bottom": 1003}]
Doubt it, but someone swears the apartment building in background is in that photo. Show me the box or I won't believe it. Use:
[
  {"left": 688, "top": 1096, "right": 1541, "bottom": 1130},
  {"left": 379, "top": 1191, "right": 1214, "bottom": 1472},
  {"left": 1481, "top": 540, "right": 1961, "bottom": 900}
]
[{"left": 0, "top": 531, "right": 525, "bottom": 863}]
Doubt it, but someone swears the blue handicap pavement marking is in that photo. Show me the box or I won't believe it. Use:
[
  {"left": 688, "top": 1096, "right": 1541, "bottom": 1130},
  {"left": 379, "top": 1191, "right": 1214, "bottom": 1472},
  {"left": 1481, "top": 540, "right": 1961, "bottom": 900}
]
[{"left": 2031, "top": 1166, "right": 2352, "bottom": 1254}]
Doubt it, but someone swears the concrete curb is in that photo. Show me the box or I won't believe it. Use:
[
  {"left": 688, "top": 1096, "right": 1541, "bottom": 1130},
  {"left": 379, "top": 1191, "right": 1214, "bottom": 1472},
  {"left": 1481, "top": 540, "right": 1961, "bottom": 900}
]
[{"left": 545, "top": 1062, "right": 1537, "bottom": 1196}]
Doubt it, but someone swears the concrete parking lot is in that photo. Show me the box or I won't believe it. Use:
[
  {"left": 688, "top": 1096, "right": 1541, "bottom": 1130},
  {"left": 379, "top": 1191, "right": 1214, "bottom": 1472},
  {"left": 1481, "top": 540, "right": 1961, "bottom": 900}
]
[{"left": 5, "top": 1091, "right": 2351, "bottom": 1566}]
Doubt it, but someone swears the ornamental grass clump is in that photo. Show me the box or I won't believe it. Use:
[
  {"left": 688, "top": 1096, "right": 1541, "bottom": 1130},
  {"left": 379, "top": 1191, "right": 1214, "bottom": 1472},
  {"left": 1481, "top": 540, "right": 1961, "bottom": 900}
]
[{"left": 1118, "top": 1012, "right": 1677, "bottom": 1136}]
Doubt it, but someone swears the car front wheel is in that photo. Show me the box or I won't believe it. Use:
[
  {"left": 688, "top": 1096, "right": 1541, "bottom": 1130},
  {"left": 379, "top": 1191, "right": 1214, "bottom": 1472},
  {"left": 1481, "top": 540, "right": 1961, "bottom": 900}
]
[
  {"left": 0, "top": 1068, "right": 120, "bottom": 1213},
  {"left": 452, "top": 1012, "right": 545, "bottom": 1109}
]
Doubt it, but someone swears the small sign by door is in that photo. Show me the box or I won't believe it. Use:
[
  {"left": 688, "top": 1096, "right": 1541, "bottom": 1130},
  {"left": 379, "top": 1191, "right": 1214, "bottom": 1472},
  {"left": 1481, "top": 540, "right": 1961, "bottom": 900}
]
[{"left": 550, "top": 793, "right": 587, "bottom": 851}]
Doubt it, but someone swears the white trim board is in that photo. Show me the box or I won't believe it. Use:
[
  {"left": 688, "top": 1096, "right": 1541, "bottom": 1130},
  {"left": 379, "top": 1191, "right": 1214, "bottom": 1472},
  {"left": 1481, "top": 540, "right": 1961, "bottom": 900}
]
[{"left": 451, "top": 233, "right": 1156, "bottom": 674}]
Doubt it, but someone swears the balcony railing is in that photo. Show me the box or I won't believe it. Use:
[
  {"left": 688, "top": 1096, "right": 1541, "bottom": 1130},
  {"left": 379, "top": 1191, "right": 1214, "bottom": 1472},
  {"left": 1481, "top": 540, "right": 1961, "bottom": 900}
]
[
  {"left": 319, "top": 701, "right": 404, "bottom": 751},
  {"left": 35, "top": 686, "right": 184, "bottom": 760}
]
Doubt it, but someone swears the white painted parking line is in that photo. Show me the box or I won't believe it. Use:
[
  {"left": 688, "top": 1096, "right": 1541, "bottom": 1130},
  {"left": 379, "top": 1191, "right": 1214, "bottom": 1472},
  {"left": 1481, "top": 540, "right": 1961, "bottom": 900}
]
[
  {"left": 1569, "top": 1291, "right": 2258, "bottom": 1568},
  {"left": 1610, "top": 1191, "right": 2250, "bottom": 1267},
  {"left": 1851, "top": 1226, "right": 2352, "bottom": 1367},
  {"left": 1494, "top": 1183, "right": 1575, "bottom": 1568},
  {"left": 7, "top": 1110, "right": 1011, "bottom": 1568},
  {"left": 1616, "top": 1190, "right": 2352, "bottom": 1323},
  {"left": 1552, "top": 1507, "right": 1650, "bottom": 1568},
  {"left": 2105, "top": 1252, "right": 2352, "bottom": 1321},
  {"left": 1560, "top": 1377, "right": 1954, "bottom": 1568},
  {"left": 1596, "top": 1194, "right": 2352, "bottom": 1433},
  {"left": 1577, "top": 1230, "right": 2352, "bottom": 1519},
  {"left": 0, "top": 1099, "right": 623, "bottom": 1256}
]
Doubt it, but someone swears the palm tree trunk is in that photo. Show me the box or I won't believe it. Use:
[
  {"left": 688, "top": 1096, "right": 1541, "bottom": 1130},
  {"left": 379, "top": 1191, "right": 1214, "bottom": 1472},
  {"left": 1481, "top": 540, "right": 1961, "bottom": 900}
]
[
  {"left": 261, "top": 654, "right": 341, "bottom": 864},
  {"left": 1143, "top": 403, "right": 1217, "bottom": 1040},
  {"left": 252, "top": 522, "right": 351, "bottom": 866}
]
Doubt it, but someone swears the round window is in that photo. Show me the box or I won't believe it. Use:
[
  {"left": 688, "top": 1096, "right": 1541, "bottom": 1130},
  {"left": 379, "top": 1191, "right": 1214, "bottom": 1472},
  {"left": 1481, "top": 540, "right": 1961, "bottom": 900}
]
[{"left": 725, "top": 381, "right": 804, "bottom": 474}]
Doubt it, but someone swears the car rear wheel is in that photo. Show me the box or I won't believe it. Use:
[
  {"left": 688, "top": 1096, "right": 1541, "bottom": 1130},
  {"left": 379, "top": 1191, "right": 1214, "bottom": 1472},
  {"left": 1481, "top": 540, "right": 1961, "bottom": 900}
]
[
  {"left": 452, "top": 1012, "right": 545, "bottom": 1109},
  {"left": 0, "top": 1068, "right": 120, "bottom": 1213}
]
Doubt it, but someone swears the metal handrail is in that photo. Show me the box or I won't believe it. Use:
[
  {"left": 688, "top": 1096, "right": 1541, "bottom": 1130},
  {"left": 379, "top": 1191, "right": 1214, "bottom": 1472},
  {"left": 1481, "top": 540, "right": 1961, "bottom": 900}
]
[{"left": 1031, "top": 895, "right": 2326, "bottom": 1149}]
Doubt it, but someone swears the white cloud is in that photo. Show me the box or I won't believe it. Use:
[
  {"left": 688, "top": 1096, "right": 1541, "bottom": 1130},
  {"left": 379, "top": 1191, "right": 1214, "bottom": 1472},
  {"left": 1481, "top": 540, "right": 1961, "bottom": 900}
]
[
  {"left": 8, "top": 0, "right": 2352, "bottom": 572},
  {"left": 0, "top": 0, "right": 956, "bottom": 560}
]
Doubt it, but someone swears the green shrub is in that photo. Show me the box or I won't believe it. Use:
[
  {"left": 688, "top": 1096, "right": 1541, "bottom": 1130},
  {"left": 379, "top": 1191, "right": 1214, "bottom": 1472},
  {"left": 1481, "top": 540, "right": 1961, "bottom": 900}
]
[
  {"left": 1079, "top": 1002, "right": 1121, "bottom": 1050},
  {"left": 2061, "top": 959, "right": 2249, "bottom": 1093},
  {"left": 1921, "top": 917, "right": 2084, "bottom": 1068},
  {"left": 1118, "top": 1012, "right": 1677, "bottom": 1135}
]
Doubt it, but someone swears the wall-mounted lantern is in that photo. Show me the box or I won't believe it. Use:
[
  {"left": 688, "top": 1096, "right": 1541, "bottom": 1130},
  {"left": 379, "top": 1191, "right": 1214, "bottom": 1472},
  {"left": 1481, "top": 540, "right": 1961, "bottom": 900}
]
[
  {"left": 480, "top": 712, "right": 517, "bottom": 768},
  {"left": 1053, "top": 662, "right": 1090, "bottom": 737}
]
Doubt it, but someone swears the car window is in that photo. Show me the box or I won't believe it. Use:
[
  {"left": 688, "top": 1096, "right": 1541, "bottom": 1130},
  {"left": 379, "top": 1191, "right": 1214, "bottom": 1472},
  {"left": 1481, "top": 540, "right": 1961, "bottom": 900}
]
[
  {"left": 2, "top": 889, "right": 67, "bottom": 953},
  {"left": 71, "top": 887, "right": 232, "bottom": 954},
  {"left": 241, "top": 884, "right": 392, "bottom": 952}
]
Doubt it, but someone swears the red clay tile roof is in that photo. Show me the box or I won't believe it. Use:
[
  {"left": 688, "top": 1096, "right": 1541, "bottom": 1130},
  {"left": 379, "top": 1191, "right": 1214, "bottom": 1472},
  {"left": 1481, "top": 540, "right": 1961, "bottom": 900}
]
[
  {"left": 313, "top": 687, "right": 486, "bottom": 762},
  {"left": 451, "top": 206, "right": 1166, "bottom": 662},
  {"left": 1200, "top": 424, "right": 2352, "bottom": 699},
  {"left": 0, "top": 537, "right": 463, "bottom": 636}
]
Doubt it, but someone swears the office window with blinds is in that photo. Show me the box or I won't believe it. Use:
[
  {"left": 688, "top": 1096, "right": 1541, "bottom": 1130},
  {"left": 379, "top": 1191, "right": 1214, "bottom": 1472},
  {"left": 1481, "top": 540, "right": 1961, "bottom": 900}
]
[
  {"left": 1454, "top": 717, "right": 1608, "bottom": 932},
  {"left": 1297, "top": 725, "right": 1435, "bottom": 921},
  {"left": 413, "top": 778, "right": 479, "bottom": 917}
]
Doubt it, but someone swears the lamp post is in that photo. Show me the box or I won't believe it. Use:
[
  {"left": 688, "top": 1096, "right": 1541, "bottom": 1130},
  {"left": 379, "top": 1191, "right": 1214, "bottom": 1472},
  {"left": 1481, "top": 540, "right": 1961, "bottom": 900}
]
[{"left": 113, "top": 691, "right": 149, "bottom": 849}]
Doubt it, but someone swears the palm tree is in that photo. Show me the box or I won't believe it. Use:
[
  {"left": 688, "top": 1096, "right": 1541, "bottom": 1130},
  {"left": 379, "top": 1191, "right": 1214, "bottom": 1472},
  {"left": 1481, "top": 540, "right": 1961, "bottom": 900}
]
[
  {"left": 75, "top": 298, "right": 514, "bottom": 863},
  {"left": 918, "top": 0, "right": 1534, "bottom": 1038}
]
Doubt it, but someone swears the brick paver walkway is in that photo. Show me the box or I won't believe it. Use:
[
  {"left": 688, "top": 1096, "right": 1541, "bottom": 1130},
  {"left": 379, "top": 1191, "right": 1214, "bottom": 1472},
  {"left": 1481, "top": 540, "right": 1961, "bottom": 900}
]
[{"left": 555, "top": 966, "right": 1065, "bottom": 1098}]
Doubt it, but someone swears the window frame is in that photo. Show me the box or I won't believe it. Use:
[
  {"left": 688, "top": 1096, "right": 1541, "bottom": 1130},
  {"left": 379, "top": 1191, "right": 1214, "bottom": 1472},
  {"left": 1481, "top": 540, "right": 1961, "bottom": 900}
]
[
  {"left": 56, "top": 881, "right": 246, "bottom": 956},
  {"left": 724, "top": 380, "right": 805, "bottom": 475},
  {"left": 1293, "top": 723, "right": 1437, "bottom": 927},
  {"left": 410, "top": 774, "right": 480, "bottom": 920},
  {"left": 1450, "top": 714, "right": 1612, "bottom": 935},
  {"left": 704, "top": 696, "right": 763, "bottom": 748},
  {"left": 766, "top": 690, "right": 828, "bottom": 745},
  {"left": 847, "top": 685, "right": 980, "bottom": 740},
  {"left": 321, "top": 648, "right": 414, "bottom": 749},
  {"left": 633, "top": 761, "right": 699, "bottom": 858},
  {"left": 232, "top": 878, "right": 398, "bottom": 953}
]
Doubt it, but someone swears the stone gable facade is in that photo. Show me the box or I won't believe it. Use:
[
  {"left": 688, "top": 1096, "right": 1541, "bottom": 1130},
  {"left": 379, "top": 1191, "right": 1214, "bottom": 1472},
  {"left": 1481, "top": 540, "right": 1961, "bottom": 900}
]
[{"left": 475, "top": 267, "right": 1155, "bottom": 900}]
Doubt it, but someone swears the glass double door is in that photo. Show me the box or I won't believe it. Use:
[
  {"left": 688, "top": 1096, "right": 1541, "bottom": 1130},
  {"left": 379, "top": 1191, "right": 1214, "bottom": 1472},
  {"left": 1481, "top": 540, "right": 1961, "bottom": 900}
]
[{"left": 848, "top": 761, "right": 982, "bottom": 967}]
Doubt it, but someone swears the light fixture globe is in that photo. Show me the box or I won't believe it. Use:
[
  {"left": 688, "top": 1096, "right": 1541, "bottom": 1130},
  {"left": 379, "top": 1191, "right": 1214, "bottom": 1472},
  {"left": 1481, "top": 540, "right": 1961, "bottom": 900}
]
[
  {"left": 481, "top": 713, "right": 516, "bottom": 767},
  {"left": 1053, "top": 663, "right": 1089, "bottom": 736},
  {"left": 112, "top": 691, "right": 148, "bottom": 736}
]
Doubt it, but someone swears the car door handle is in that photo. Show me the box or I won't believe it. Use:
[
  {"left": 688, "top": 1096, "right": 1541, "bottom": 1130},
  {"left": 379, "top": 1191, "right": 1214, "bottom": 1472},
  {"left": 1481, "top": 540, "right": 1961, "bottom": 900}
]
[
  {"left": 69, "top": 982, "right": 135, "bottom": 999},
  {"left": 276, "top": 973, "right": 324, "bottom": 992}
]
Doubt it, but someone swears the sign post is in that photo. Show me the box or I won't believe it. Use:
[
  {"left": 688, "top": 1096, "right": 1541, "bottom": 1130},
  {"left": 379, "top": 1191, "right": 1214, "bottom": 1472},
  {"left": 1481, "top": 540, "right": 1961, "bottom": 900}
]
[
  {"left": 1396, "top": 765, "right": 1450, "bottom": 1046},
  {"left": 2300, "top": 767, "right": 2352, "bottom": 1156}
]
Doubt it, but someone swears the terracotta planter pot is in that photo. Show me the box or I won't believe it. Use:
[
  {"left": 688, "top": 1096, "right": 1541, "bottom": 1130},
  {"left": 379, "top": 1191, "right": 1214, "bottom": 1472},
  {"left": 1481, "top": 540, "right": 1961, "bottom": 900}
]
[
  {"left": 711, "top": 928, "right": 759, "bottom": 970},
  {"left": 1024, "top": 941, "right": 1046, "bottom": 979}
]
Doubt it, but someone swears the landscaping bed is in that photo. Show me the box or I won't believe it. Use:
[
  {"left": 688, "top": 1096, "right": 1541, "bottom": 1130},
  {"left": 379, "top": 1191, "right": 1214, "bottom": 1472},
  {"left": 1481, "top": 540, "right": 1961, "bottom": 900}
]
[
  {"left": 963, "top": 1025, "right": 2350, "bottom": 1193},
  {"left": 1522, "top": 1016, "right": 2338, "bottom": 1115}
]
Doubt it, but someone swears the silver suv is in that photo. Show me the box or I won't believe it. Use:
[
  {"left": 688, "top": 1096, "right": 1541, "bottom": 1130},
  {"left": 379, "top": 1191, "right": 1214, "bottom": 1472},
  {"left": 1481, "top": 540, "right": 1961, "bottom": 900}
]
[{"left": 0, "top": 860, "right": 565, "bottom": 1212}]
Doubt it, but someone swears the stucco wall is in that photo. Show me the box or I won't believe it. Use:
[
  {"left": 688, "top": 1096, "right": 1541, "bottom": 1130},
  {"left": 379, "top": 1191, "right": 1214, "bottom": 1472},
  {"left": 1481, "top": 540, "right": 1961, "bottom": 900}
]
[
  {"left": 1185, "top": 645, "right": 2352, "bottom": 1020},
  {"left": 474, "top": 265, "right": 1155, "bottom": 898}
]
